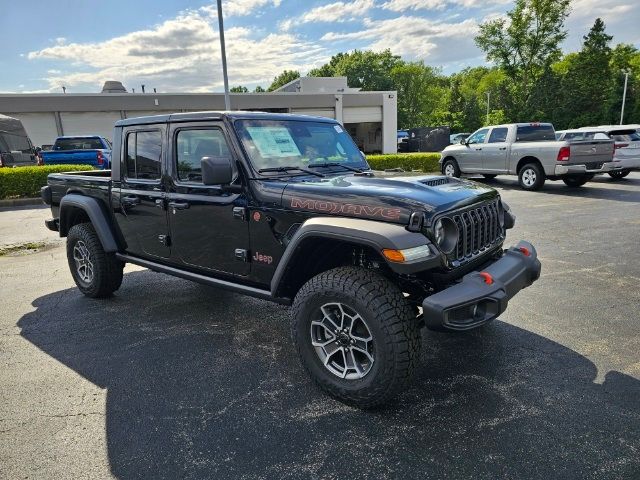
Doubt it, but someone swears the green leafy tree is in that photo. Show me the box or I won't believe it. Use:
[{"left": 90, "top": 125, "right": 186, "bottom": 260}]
[
  {"left": 230, "top": 86, "right": 248, "bottom": 93},
  {"left": 558, "top": 18, "right": 613, "bottom": 127},
  {"left": 607, "top": 43, "right": 640, "bottom": 124},
  {"left": 267, "top": 70, "right": 300, "bottom": 91},
  {"left": 253, "top": 85, "right": 266, "bottom": 92},
  {"left": 475, "top": 0, "right": 571, "bottom": 118}
]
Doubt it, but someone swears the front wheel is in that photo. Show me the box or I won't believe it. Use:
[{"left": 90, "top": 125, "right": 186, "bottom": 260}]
[
  {"left": 67, "top": 223, "right": 124, "bottom": 298},
  {"left": 291, "top": 267, "right": 421, "bottom": 408},
  {"left": 518, "top": 163, "right": 546, "bottom": 191},
  {"left": 442, "top": 158, "right": 461, "bottom": 178},
  {"left": 609, "top": 170, "right": 630, "bottom": 179},
  {"left": 562, "top": 175, "right": 593, "bottom": 187}
]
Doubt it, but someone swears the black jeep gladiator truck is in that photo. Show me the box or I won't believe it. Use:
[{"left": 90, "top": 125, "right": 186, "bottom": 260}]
[{"left": 42, "top": 112, "right": 541, "bottom": 407}]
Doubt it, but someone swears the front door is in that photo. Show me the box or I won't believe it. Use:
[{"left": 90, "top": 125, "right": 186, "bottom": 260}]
[
  {"left": 460, "top": 128, "right": 489, "bottom": 172},
  {"left": 117, "top": 126, "right": 170, "bottom": 259},
  {"left": 482, "top": 127, "right": 509, "bottom": 172},
  {"left": 166, "top": 122, "right": 250, "bottom": 276}
]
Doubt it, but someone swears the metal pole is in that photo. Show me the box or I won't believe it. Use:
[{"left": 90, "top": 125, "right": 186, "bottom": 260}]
[
  {"left": 486, "top": 91, "right": 490, "bottom": 125},
  {"left": 217, "top": 0, "right": 231, "bottom": 110},
  {"left": 620, "top": 71, "right": 629, "bottom": 125}
]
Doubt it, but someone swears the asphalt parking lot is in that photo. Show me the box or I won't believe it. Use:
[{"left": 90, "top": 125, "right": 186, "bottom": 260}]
[{"left": 1, "top": 173, "right": 639, "bottom": 480}]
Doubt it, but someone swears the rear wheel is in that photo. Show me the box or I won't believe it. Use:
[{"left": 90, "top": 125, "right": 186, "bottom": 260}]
[
  {"left": 562, "top": 175, "right": 593, "bottom": 187},
  {"left": 291, "top": 267, "right": 421, "bottom": 408},
  {"left": 518, "top": 163, "right": 545, "bottom": 191},
  {"left": 67, "top": 223, "right": 124, "bottom": 298},
  {"left": 442, "top": 158, "right": 461, "bottom": 178},
  {"left": 609, "top": 170, "right": 630, "bottom": 179}
]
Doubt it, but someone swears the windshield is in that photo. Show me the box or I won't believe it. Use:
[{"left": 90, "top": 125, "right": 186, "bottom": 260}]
[
  {"left": 234, "top": 119, "right": 368, "bottom": 173},
  {"left": 515, "top": 125, "right": 556, "bottom": 142},
  {"left": 55, "top": 137, "right": 105, "bottom": 150}
]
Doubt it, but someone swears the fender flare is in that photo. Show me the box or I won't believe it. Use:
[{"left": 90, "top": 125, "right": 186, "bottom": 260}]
[
  {"left": 270, "top": 217, "right": 439, "bottom": 296},
  {"left": 59, "top": 194, "right": 119, "bottom": 253}
]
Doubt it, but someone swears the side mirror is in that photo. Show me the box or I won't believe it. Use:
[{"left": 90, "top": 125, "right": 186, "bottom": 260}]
[{"left": 201, "top": 156, "right": 233, "bottom": 185}]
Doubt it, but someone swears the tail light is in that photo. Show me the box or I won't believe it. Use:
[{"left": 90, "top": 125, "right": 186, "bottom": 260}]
[
  {"left": 96, "top": 150, "right": 104, "bottom": 166},
  {"left": 615, "top": 143, "right": 629, "bottom": 150},
  {"left": 557, "top": 146, "right": 570, "bottom": 162}
]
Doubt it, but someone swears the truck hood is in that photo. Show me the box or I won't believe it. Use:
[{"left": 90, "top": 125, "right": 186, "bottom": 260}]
[{"left": 280, "top": 172, "right": 498, "bottom": 225}]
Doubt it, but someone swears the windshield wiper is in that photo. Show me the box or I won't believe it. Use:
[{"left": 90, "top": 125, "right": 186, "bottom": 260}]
[
  {"left": 308, "top": 162, "right": 364, "bottom": 173},
  {"left": 258, "top": 166, "right": 324, "bottom": 177}
]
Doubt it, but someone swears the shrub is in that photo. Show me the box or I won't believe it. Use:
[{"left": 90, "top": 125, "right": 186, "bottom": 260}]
[
  {"left": 366, "top": 153, "right": 441, "bottom": 173},
  {"left": 0, "top": 165, "right": 94, "bottom": 200}
]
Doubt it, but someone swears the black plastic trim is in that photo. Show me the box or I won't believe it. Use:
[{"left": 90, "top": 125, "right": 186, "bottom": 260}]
[{"left": 59, "top": 194, "right": 119, "bottom": 252}]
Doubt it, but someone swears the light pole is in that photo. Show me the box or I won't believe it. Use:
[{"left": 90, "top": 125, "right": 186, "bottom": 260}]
[
  {"left": 217, "top": 0, "right": 231, "bottom": 110},
  {"left": 486, "top": 91, "right": 491, "bottom": 125},
  {"left": 620, "top": 70, "right": 630, "bottom": 125}
]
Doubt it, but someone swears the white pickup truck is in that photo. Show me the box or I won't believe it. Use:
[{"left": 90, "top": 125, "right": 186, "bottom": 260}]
[{"left": 440, "top": 123, "right": 615, "bottom": 190}]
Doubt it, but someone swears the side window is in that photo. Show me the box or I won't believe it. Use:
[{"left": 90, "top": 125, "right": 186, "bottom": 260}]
[
  {"left": 176, "top": 128, "right": 231, "bottom": 183},
  {"left": 125, "top": 130, "right": 162, "bottom": 181},
  {"left": 467, "top": 128, "right": 489, "bottom": 145},
  {"left": 488, "top": 127, "right": 508, "bottom": 143}
]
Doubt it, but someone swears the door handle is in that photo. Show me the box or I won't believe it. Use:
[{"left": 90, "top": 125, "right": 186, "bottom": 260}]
[
  {"left": 155, "top": 199, "right": 165, "bottom": 209},
  {"left": 475, "top": 148, "right": 482, "bottom": 151},
  {"left": 121, "top": 196, "right": 141, "bottom": 206},
  {"left": 168, "top": 201, "right": 190, "bottom": 211},
  {"left": 499, "top": 147, "right": 507, "bottom": 151}
]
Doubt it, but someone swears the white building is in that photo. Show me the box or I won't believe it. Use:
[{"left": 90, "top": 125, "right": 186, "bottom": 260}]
[{"left": 0, "top": 77, "right": 397, "bottom": 153}]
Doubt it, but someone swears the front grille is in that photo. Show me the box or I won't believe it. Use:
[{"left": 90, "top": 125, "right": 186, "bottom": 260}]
[{"left": 448, "top": 200, "right": 503, "bottom": 265}]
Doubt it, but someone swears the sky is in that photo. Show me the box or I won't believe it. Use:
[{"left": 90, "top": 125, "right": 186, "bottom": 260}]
[{"left": 0, "top": 0, "right": 638, "bottom": 94}]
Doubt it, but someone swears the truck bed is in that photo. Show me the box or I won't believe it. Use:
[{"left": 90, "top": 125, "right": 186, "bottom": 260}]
[{"left": 47, "top": 170, "right": 112, "bottom": 208}]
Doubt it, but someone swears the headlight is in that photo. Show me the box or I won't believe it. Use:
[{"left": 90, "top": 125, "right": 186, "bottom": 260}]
[{"left": 434, "top": 217, "right": 458, "bottom": 254}]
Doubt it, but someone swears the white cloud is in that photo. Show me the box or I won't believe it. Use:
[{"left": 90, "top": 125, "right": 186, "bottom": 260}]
[
  {"left": 27, "top": 10, "right": 327, "bottom": 92},
  {"left": 382, "top": 0, "right": 510, "bottom": 12},
  {"left": 299, "top": 0, "right": 374, "bottom": 24},
  {"left": 322, "top": 16, "right": 482, "bottom": 63},
  {"left": 219, "top": 0, "right": 281, "bottom": 17}
]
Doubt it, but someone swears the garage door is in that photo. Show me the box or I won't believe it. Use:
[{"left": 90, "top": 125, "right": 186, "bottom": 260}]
[
  {"left": 290, "top": 108, "right": 335, "bottom": 119},
  {"left": 5, "top": 112, "right": 59, "bottom": 147},
  {"left": 343, "top": 106, "right": 382, "bottom": 123},
  {"left": 59, "top": 112, "right": 122, "bottom": 141}
]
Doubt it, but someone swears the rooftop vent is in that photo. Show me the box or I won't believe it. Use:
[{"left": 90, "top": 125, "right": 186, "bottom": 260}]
[{"left": 101, "top": 81, "right": 127, "bottom": 93}]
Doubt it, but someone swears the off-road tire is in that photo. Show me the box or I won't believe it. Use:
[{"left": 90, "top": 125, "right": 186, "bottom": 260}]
[
  {"left": 609, "top": 170, "right": 630, "bottom": 179},
  {"left": 67, "top": 223, "right": 124, "bottom": 298},
  {"left": 442, "top": 158, "right": 461, "bottom": 178},
  {"left": 562, "top": 174, "right": 593, "bottom": 187},
  {"left": 518, "top": 162, "right": 545, "bottom": 191},
  {"left": 291, "top": 267, "right": 421, "bottom": 408}
]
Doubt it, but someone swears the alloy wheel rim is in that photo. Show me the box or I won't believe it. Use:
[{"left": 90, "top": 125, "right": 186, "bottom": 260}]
[
  {"left": 445, "top": 163, "right": 455, "bottom": 176},
  {"left": 73, "top": 240, "right": 94, "bottom": 284},
  {"left": 522, "top": 168, "right": 536, "bottom": 186},
  {"left": 310, "top": 302, "right": 375, "bottom": 380}
]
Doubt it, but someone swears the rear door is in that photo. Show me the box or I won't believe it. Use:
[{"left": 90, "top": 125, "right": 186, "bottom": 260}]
[
  {"left": 116, "top": 125, "right": 171, "bottom": 259},
  {"left": 458, "top": 128, "right": 489, "bottom": 171},
  {"left": 166, "top": 122, "right": 250, "bottom": 276},
  {"left": 482, "top": 127, "right": 509, "bottom": 172}
]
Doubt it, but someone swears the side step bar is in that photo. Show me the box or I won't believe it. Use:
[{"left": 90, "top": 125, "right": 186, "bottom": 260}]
[{"left": 115, "top": 253, "right": 291, "bottom": 305}]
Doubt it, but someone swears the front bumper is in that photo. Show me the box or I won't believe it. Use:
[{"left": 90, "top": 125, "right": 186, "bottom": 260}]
[
  {"left": 554, "top": 162, "right": 615, "bottom": 175},
  {"left": 422, "top": 241, "right": 541, "bottom": 331}
]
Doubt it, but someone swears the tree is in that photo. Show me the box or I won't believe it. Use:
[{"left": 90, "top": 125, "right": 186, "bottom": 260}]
[
  {"left": 558, "top": 18, "right": 613, "bottom": 127},
  {"left": 230, "top": 86, "right": 248, "bottom": 93},
  {"left": 475, "top": 0, "right": 571, "bottom": 118},
  {"left": 309, "top": 50, "right": 403, "bottom": 91},
  {"left": 389, "top": 62, "right": 447, "bottom": 128},
  {"left": 253, "top": 85, "right": 266, "bottom": 93},
  {"left": 267, "top": 70, "right": 300, "bottom": 92},
  {"left": 607, "top": 43, "right": 640, "bottom": 124}
]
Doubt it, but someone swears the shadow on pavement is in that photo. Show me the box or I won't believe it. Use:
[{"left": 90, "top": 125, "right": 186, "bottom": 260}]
[
  {"left": 472, "top": 175, "right": 640, "bottom": 203},
  {"left": 18, "top": 270, "right": 640, "bottom": 479}
]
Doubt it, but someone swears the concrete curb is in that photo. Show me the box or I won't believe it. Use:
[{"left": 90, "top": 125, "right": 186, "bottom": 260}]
[{"left": 0, "top": 198, "right": 44, "bottom": 208}]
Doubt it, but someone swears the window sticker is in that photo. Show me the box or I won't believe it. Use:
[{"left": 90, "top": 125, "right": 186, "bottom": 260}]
[
  {"left": 334, "top": 125, "right": 344, "bottom": 133},
  {"left": 246, "top": 127, "right": 301, "bottom": 157}
]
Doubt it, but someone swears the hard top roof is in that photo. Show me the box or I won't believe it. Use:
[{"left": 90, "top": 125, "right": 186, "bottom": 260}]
[{"left": 115, "top": 111, "right": 339, "bottom": 127}]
